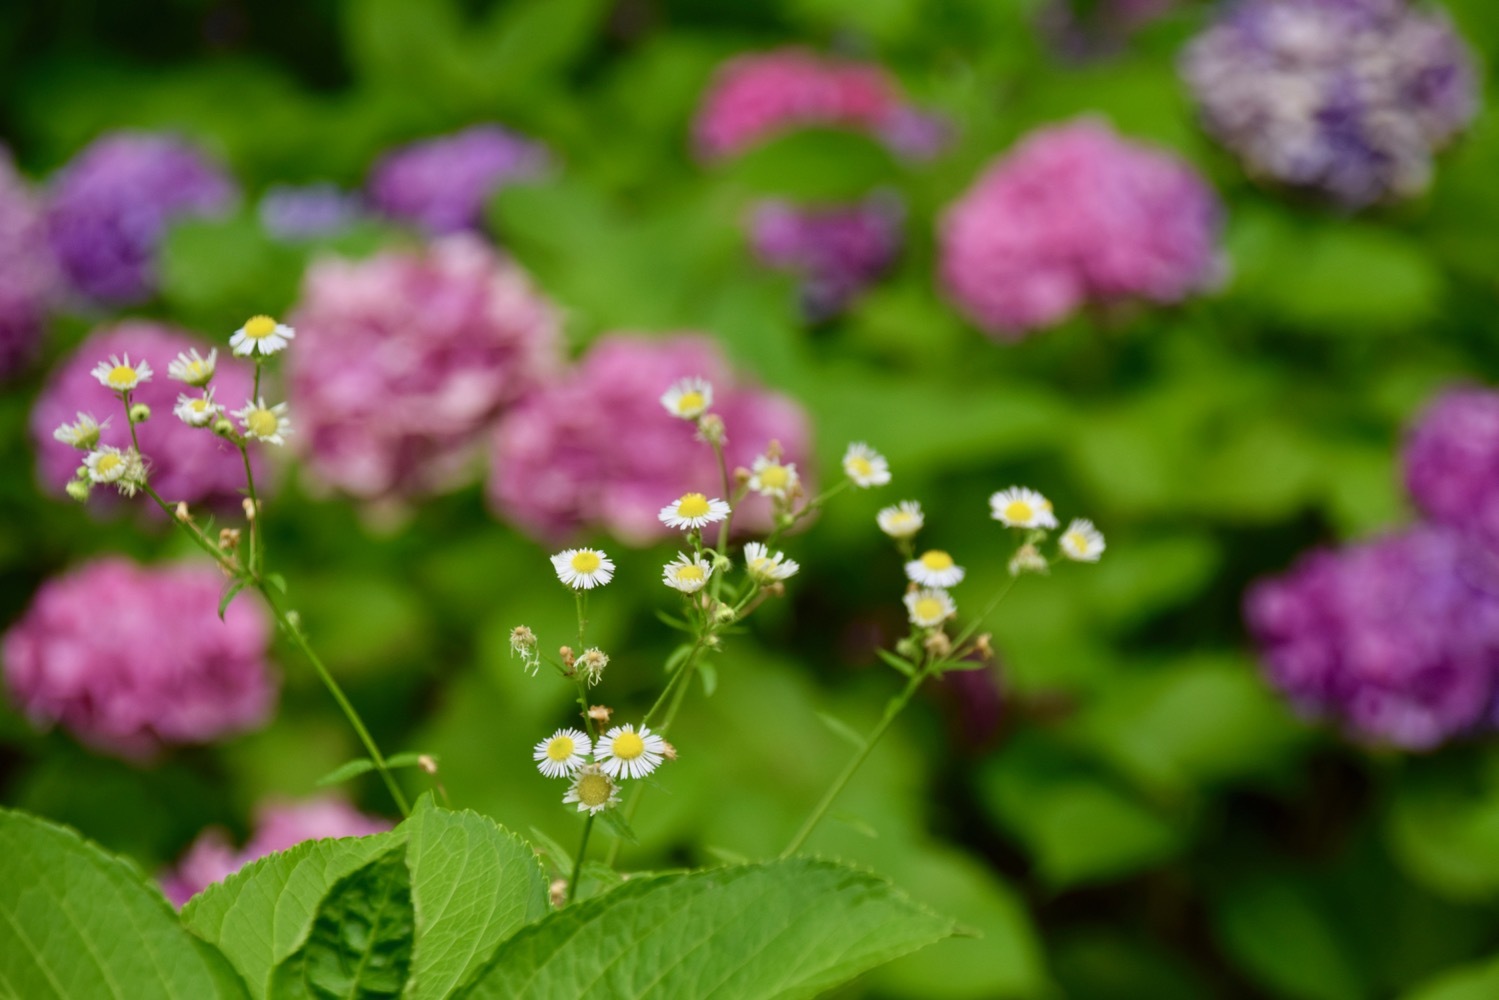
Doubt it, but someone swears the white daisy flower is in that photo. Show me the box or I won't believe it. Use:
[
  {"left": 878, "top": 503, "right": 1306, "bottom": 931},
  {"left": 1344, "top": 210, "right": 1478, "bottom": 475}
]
[
  {"left": 167, "top": 348, "right": 217, "bottom": 387},
  {"left": 596, "top": 724, "right": 667, "bottom": 780},
  {"left": 1059, "top": 519, "right": 1106, "bottom": 562},
  {"left": 989, "top": 486, "right": 1059, "bottom": 529},
  {"left": 533, "top": 727, "right": 592, "bottom": 778},
  {"left": 659, "top": 492, "right": 731, "bottom": 530},
  {"left": 904, "top": 588, "right": 956, "bottom": 628},
  {"left": 53, "top": 412, "right": 107, "bottom": 450},
  {"left": 563, "top": 765, "right": 620, "bottom": 815},
  {"left": 174, "top": 389, "right": 222, "bottom": 428},
  {"left": 663, "top": 552, "right": 714, "bottom": 593},
  {"left": 842, "top": 442, "right": 891, "bottom": 488},
  {"left": 234, "top": 398, "right": 292, "bottom": 445},
  {"left": 748, "top": 455, "right": 799, "bottom": 498},
  {"left": 229, "top": 315, "right": 295, "bottom": 357},
  {"left": 551, "top": 548, "right": 615, "bottom": 589},
  {"left": 83, "top": 446, "right": 131, "bottom": 485},
  {"left": 91, "top": 355, "right": 153, "bottom": 393},
  {"left": 876, "top": 500, "right": 924, "bottom": 539},
  {"left": 905, "top": 550, "right": 965, "bottom": 588},
  {"left": 743, "top": 541, "right": 799, "bottom": 583},
  {"left": 660, "top": 376, "right": 713, "bottom": 420}
]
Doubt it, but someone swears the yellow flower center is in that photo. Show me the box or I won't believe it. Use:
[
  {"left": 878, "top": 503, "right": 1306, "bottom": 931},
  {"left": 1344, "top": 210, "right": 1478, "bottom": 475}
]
[
  {"left": 611, "top": 731, "right": 645, "bottom": 760},
  {"left": 677, "top": 493, "right": 711, "bottom": 518},
  {"left": 1068, "top": 533, "right": 1088, "bottom": 553},
  {"left": 848, "top": 456, "right": 873, "bottom": 477},
  {"left": 888, "top": 512, "right": 914, "bottom": 527},
  {"left": 914, "top": 597, "right": 945, "bottom": 622},
  {"left": 920, "top": 550, "right": 953, "bottom": 571},
  {"left": 758, "top": 465, "right": 789, "bottom": 489},
  {"left": 106, "top": 365, "right": 137, "bottom": 388},
  {"left": 677, "top": 391, "right": 705, "bottom": 413},
  {"left": 186, "top": 361, "right": 207, "bottom": 379},
  {"left": 546, "top": 736, "right": 576, "bottom": 761},
  {"left": 243, "top": 315, "right": 278, "bottom": 338},
  {"left": 751, "top": 557, "right": 774, "bottom": 574},
  {"left": 94, "top": 454, "right": 121, "bottom": 475},
  {"left": 190, "top": 399, "right": 210, "bottom": 414},
  {"left": 247, "top": 410, "right": 279, "bottom": 437},
  {"left": 570, "top": 551, "right": 601, "bottom": 574},
  {"left": 1004, "top": 500, "right": 1034, "bottom": 522},
  {"left": 675, "top": 564, "right": 705, "bottom": 583},
  {"left": 576, "top": 772, "right": 612, "bottom": 808}
]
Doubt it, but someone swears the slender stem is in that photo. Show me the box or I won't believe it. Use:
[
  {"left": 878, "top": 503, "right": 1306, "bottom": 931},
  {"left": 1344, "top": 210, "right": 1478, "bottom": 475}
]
[
  {"left": 239, "top": 444, "right": 260, "bottom": 577},
  {"left": 642, "top": 641, "right": 703, "bottom": 729},
  {"left": 576, "top": 677, "right": 596, "bottom": 740},
  {"left": 951, "top": 575, "right": 1018, "bottom": 650},
  {"left": 710, "top": 439, "right": 733, "bottom": 556},
  {"left": 142, "top": 485, "right": 240, "bottom": 574},
  {"left": 567, "top": 815, "right": 594, "bottom": 905}
]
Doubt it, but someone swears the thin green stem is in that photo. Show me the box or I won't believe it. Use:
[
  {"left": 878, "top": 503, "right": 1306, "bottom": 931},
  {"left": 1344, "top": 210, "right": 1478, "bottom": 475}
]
[
  {"left": 141, "top": 485, "right": 239, "bottom": 575},
  {"left": 567, "top": 815, "right": 594, "bottom": 905}
]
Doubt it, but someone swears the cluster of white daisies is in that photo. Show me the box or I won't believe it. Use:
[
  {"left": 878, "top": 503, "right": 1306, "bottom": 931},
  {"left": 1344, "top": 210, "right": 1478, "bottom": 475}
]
[
  {"left": 53, "top": 315, "right": 296, "bottom": 501},
  {"left": 532, "top": 723, "right": 670, "bottom": 815}
]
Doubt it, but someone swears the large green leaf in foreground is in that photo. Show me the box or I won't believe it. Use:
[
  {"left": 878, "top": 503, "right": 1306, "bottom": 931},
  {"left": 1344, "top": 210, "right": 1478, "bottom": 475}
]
[
  {"left": 457, "top": 858, "right": 959, "bottom": 999},
  {"left": 0, "top": 807, "right": 246, "bottom": 999}
]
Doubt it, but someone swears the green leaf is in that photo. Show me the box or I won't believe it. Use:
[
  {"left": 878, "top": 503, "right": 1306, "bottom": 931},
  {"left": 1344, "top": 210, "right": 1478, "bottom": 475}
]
[
  {"left": 697, "top": 659, "right": 718, "bottom": 697},
  {"left": 1386, "top": 755, "right": 1499, "bottom": 900},
  {"left": 816, "top": 711, "right": 868, "bottom": 749},
  {"left": 723, "top": 129, "right": 900, "bottom": 201},
  {"left": 181, "top": 832, "right": 407, "bottom": 1000},
  {"left": 596, "top": 809, "right": 639, "bottom": 845},
  {"left": 1402, "top": 956, "right": 1499, "bottom": 1000},
  {"left": 1212, "top": 877, "right": 1368, "bottom": 1000},
  {"left": 875, "top": 648, "right": 917, "bottom": 677},
  {"left": 271, "top": 848, "right": 414, "bottom": 999},
  {"left": 402, "top": 803, "right": 550, "bottom": 1000},
  {"left": 456, "top": 859, "right": 957, "bottom": 998},
  {"left": 219, "top": 579, "right": 247, "bottom": 621},
  {"left": 0, "top": 807, "right": 247, "bottom": 999},
  {"left": 316, "top": 753, "right": 435, "bottom": 788}
]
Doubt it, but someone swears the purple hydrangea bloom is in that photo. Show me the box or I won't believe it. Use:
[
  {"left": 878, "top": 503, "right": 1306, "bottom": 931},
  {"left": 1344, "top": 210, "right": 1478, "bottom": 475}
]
[
  {"left": 2, "top": 558, "right": 276, "bottom": 760},
  {"left": 0, "top": 148, "right": 58, "bottom": 379},
  {"left": 489, "top": 334, "right": 813, "bottom": 545},
  {"left": 45, "top": 132, "right": 237, "bottom": 304},
  {"left": 258, "top": 183, "right": 365, "bottom": 242},
  {"left": 31, "top": 321, "right": 265, "bottom": 508},
  {"left": 160, "top": 797, "right": 391, "bottom": 906},
  {"left": 749, "top": 195, "right": 904, "bottom": 321},
  {"left": 1039, "top": 0, "right": 1178, "bottom": 60},
  {"left": 287, "top": 236, "right": 562, "bottom": 503},
  {"left": 367, "top": 125, "right": 549, "bottom": 235},
  {"left": 1182, "top": 0, "right": 1479, "bottom": 208},
  {"left": 1245, "top": 527, "right": 1499, "bottom": 749},
  {"left": 1403, "top": 386, "right": 1499, "bottom": 547}
]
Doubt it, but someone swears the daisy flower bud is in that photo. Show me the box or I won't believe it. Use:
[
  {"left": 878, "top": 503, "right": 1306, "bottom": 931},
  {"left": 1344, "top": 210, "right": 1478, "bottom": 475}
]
[
  {"left": 168, "top": 348, "right": 217, "bottom": 387},
  {"left": 234, "top": 398, "right": 292, "bottom": 446},
  {"left": 417, "top": 754, "right": 439, "bottom": 775},
  {"left": 533, "top": 727, "right": 592, "bottom": 778},
  {"left": 175, "top": 502, "right": 190, "bottom": 522},
  {"left": 696, "top": 413, "right": 727, "bottom": 445},
  {"left": 660, "top": 376, "right": 713, "bottom": 420},
  {"left": 576, "top": 648, "right": 609, "bottom": 686},
  {"left": 1059, "top": 519, "right": 1106, "bottom": 562},
  {"left": 904, "top": 587, "right": 956, "bottom": 628},
  {"left": 906, "top": 549, "right": 964, "bottom": 588},
  {"left": 663, "top": 552, "right": 714, "bottom": 593},
  {"left": 749, "top": 455, "right": 799, "bottom": 498},
  {"left": 924, "top": 632, "right": 953, "bottom": 658},
  {"left": 743, "top": 541, "right": 799, "bottom": 583},
  {"left": 714, "top": 603, "right": 738, "bottom": 623},
  {"left": 219, "top": 528, "right": 240, "bottom": 550},
  {"left": 989, "top": 486, "right": 1058, "bottom": 529},
  {"left": 229, "top": 315, "right": 295, "bottom": 357},
  {"left": 1008, "top": 543, "right": 1049, "bottom": 577},
  {"left": 174, "top": 389, "right": 222, "bottom": 428},
  {"left": 659, "top": 492, "right": 731, "bottom": 530},
  {"left": 91, "top": 354, "right": 153, "bottom": 393},
  {"left": 563, "top": 765, "right": 620, "bottom": 815},
  {"left": 550, "top": 548, "right": 615, "bottom": 590},
  {"left": 128, "top": 403, "right": 151, "bottom": 424},
  {"left": 587, "top": 704, "right": 613, "bottom": 725},
  {"left": 842, "top": 442, "right": 891, "bottom": 488},
  {"left": 877, "top": 500, "right": 924, "bottom": 539},
  {"left": 597, "top": 724, "right": 667, "bottom": 780},
  {"left": 53, "top": 413, "right": 107, "bottom": 451},
  {"left": 65, "top": 479, "right": 92, "bottom": 503},
  {"left": 212, "top": 417, "right": 237, "bottom": 437}
]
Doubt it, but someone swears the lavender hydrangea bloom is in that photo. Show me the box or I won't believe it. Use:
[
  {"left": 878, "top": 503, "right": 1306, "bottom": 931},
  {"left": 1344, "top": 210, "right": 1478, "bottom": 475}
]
[
  {"left": 45, "top": 132, "right": 237, "bottom": 303},
  {"left": 489, "top": 334, "right": 812, "bottom": 545},
  {"left": 31, "top": 321, "right": 265, "bottom": 508},
  {"left": 160, "top": 797, "right": 390, "bottom": 906},
  {"left": 2, "top": 559, "right": 276, "bottom": 760},
  {"left": 749, "top": 195, "right": 904, "bottom": 321},
  {"left": 258, "top": 183, "right": 365, "bottom": 242},
  {"left": 0, "top": 149, "right": 57, "bottom": 379},
  {"left": 1245, "top": 527, "right": 1499, "bottom": 749},
  {"left": 1403, "top": 386, "right": 1499, "bottom": 547},
  {"left": 287, "top": 236, "right": 561, "bottom": 502},
  {"left": 367, "top": 125, "right": 549, "bottom": 235},
  {"left": 1182, "top": 0, "right": 1479, "bottom": 208}
]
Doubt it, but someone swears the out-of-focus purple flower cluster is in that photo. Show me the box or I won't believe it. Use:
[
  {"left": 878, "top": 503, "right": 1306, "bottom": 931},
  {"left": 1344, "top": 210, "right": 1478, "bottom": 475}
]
[
  {"left": 489, "top": 334, "right": 812, "bottom": 545},
  {"left": 44, "top": 132, "right": 237, "bottom": 304},
  {"left": 1181, "top": 0, "right": 1478, "bottom": 209},
  {"left": 288, "top": 236, "right": 561, "bottom": 502},
  {"left": 2, "top": 558, "right": 276, "bottom": 760},
  {"left": 0, "top": 149, "right": 57, "bottom": 380},
  {"left": 1404, "top": 388, "right": 1499, "bottom": 549},
  {"left": 938, "top": 118, "right": 1223, "bottom": 339},
  {"left": 367, "top": 125, "right": 549, "bottom": 235},
  {"left": 1039, "top": 0, "right": 1178, "bottom": 60},
  {"left": 31, "top": 321, "right": 265, "bottom": 508},
  {"left": 258, "top": 183, "right": 366, "bottom": 242},
  {"left": 748, "top": 195, "right": 904, "bottom": 321},
  {"left": 694, "top": 48, "right": 949, "bottom": 162},
  {"left": 160, "top": 797, "right": 390, "bottom": 906}
]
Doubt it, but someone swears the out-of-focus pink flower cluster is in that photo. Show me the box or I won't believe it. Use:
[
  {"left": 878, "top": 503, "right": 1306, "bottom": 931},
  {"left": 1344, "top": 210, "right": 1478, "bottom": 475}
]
[
  {"left": 2, "top": 558, "right": 276, "bottom": 760},
  {"left": 160, "top": 797, "right": 391, "bottom": 906},
  {"left": 288, "top": 236, "right": 561, "bottom": 503},
  {"left": 749, "top": 195, "right": 904, "bottom": 322},
  {"left": 939, "top": 119, "right": 1223, "bottom": 339},
  {"left": 694, "top": 47, "right": 948, "bottom": 162},
  {"left": 367, "top": 124, "right": 549, "bottom": 235},
  {"left": 31, "top": 321, "right": 264, "bottom": 508},
  {"left": 0, "top": 148, "right": 58, "bottom": 380},
  {"left": 489, "top": 334, "right": 812, "bottom": 544}
]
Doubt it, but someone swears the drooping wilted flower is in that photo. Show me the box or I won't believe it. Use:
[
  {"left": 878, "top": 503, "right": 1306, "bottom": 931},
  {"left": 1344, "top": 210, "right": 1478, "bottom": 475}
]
[
  {"left": 367, "top": 124, "right": 549, "bottom": 235},
  {"left": 748, "top": 196, "right": 904, "bottom": 321}
]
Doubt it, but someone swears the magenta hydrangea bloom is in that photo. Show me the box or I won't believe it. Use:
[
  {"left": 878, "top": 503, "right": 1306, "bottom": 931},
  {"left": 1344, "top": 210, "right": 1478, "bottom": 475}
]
[
  {"left": 1403, "top": 386, "right": 1499, "bottom": 547},
  {"left": 749, "top": 194, "right": 904, "bottom": 321},
  {"left": 160, "top": 797, "right": 391, "bottom": 906},
  {"left": 0, "top": 148, "right": 58, "bottom": 380},
  {"left": 693, "top": 48, "right": 949, "bottom": 162},
  {"left": 938, "top": 118, "right": 1223, "bottom": 339},
  {"left": 31, "top": 321, "right": 264, "bottom": 508},
  {"left": 367, "top": 124, "right": 549, "bottom": 235},
  {"left": 2, "top": 559, "right": 276, "bottom": 760},
  {"left": 489, "top": 334, "right": 812, "bottom": 544},
  {"left": 1244, "top": 527, "right": 1499, "bottom": 750},
  {"left": 44, "top": 132, "right": 237, "bottom": 304},
  {"left": 1182, "top": 0, "right": 1478, "bottom": 208},
  {"left": 287, "top": 236, "right": 561, "bottom": 502}
]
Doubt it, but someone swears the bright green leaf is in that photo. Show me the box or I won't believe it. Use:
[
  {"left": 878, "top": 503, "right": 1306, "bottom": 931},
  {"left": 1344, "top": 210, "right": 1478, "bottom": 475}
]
[{"left": 317, "top": 753, "right": 435, "bottom": 788}]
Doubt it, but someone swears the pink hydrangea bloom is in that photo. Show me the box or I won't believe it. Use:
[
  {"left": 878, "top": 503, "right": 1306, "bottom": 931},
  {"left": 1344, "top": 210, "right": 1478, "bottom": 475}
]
[
  {"left": 694, "top": 47, "right": 948, "bottom": 161},
  {"left": 31, "top": 321, "right": 264, "bottom": 507},
  {"left": 160, "top": 797, "right": 391, "bottom": 906},
  {"left": 938, "top": 118, "right": 1223, "bottom": 339},
  {"left": 287, "top": 236, "right": 562, "bottom": 502},
  {"left": 489, "top": 334, "right": 812, "bottom": 544},
  {"left": 2, "top": 559, "right": 276, "bottom": 760}
]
